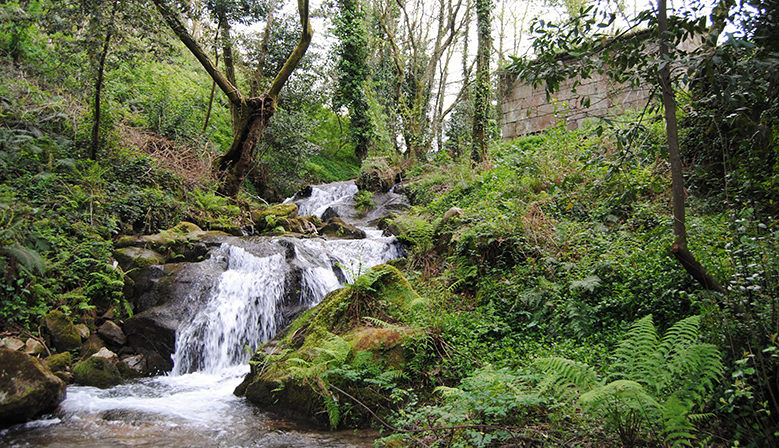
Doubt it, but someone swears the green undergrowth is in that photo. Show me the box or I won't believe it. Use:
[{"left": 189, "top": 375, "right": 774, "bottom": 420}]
[{"left": 380, "top": 118, "right": 779, "bottom": 446}]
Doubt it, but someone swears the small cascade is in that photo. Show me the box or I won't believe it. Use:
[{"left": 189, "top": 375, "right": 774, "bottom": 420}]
[
  {"left": 290, "top": 180, "right": 358, "bottom": 219},
  {"left": 171, "top": 180, "right": 403, "bottom": 375}
]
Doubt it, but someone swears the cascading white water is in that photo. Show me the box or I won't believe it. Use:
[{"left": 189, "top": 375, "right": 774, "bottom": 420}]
[{"left": 171, "top": 181, "right": 403, "bottom": 375}]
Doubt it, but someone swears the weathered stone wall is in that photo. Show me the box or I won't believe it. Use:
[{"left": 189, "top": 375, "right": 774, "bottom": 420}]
[
  {"left": 500, "top": 71, "right": 651, "bottom": 139},
  {"left": 500, "top": 33, "right": 701, "bottom": 139}
]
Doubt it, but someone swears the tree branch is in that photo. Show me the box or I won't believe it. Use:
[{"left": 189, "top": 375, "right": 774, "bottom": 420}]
[
  {"left": 268, "top": 0, "right": 312, "bottom": 101},
  {"left": 151, "top": 0, "right": 242, "bottom": 105}
]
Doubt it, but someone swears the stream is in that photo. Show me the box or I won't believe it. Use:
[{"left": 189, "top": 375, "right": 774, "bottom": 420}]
[{"left": 0, "top": 181, "right": 402, "bottom": 448}]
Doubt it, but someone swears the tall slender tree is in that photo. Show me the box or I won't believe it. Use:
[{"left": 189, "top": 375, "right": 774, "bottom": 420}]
[{"left": 471, "top": 0, "right": 492, "bottom": 163}]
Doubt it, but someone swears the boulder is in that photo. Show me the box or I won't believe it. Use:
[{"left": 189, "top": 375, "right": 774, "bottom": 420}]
[
  {"left": 45, "top": 310, "right": 81, "bottom": 353},
  {"left": 235, "top": 264, "right": 426, "bottom": 428},
  {"left": 24, "top": 338, "right": 46, "bottom": 356},
  {"left": 253, "top": 203, "right": 299, "bottom": 231},
  {"left": 45, "top": 352, "right": 72, "bottom": 373},
  {"left": 113, "top": 247, "right": 166, "bottom": 281},
  {"left": 72, "top": 357, "right": 122, "bottom": 389},
  {"left": 355, "top": 157, "right": 397, "bottom": 193},
  {"left": 443, "top": 206, "right": 465, "bottom": 222},
  {"left": 97, "top": 321, "right": 126, "bottom": 346},
  {"left": 2, "top": 337, "right": 24, "bottom": 351},
  {"left": 278, "top": 217, "right": 318, "bottom": 235},
  {"left": 318, "top": 218, "right": 366, "bottom": 239},
  {"left": 0, "top": 348, "right": 66, "bottom": 426},
  {"left": 121, "top": 354, "right": 147, "bottom": 374}
]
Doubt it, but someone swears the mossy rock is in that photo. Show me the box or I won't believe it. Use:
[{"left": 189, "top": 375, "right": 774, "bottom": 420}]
[
  {"left": 45, "top": 310, "right": 81, "bottom": 353},
  {"left": 355, "top": 157, "right": 398, "bottom": 193},
  {"left": 0, "top": 348, "right": 67, "bottom": 426},
  {"left": 45, "top": 352, "right": 72, "bottom": 373},
  {"left": 72, "top": 357, "right": 122, "bottom": 389},
  {"left": 318, "top": 218, "right": 366, "bottom": 239},
  {"left": 253, "top": 203, "right": 299, "bottom": 231},
  {"left": 235, "top": 264, "right": 427, "bottom": 429},
  {"left": 113, "top": 247, "right": 166, "bottom": 281}
]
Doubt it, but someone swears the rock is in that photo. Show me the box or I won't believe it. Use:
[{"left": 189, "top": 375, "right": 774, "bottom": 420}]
[
  {"left": 92, "top": 347, "right": 119, "bottom": 364},
  {"left": 80, "top": 334, "right": 105, "bottom": 359},
  {"left": 321, "top": 206, "right": 339, "bottom": 222},
  {"left": 72, "top": 357, "right": 122, "bottom": 389},
  {"left": 45, "top": 310, "right": 81, "bottom": 353},
  {"left": 97, "top": 321, "right": 127, "bottom": 346},
  {"left": 24, "top": 338, "right": 46, "bottom": 356},
  {"left": 121, "top": 354, "right": 147, "bottom": 374},
  {"left": 2, "top": 337, "right": 24, "bottom": 351},
  {"left": 443, "top": 206, "right": 465, "bottom": 221},
  {"left": 235, "top": 264, "right": 426, "bottom": 428},
  {"left": 278, "top": 217, "right": 318, "bottom": 235},
  {"left": 253, "top": 203, "right": 299, "bottom": 231},
  {"left": 0, "top": 348, "right": 66, "bottom": 426},
  {"left": 45, "top": 352, "right": 72, "bottom": 372},
  {"left": 113, "top": 247, "right": 166, "bottom": 281},
  {"left": 318, "top": 219, "right": 367, "bottom": 239},
  {"left": 75, "top": 323, "right": 90, "bottom": 340},
  {"left": 355, "top": 157, "right": 397, "bottom": 193}
]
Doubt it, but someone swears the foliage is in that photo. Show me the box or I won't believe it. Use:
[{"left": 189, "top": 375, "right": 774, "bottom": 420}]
[{"left": 536, "top": 314, "right": 722, "bottom": 447}]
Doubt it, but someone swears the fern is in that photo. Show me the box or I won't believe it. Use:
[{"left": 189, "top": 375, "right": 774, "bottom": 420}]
[{"left": 537, "top": 314, "right": 722, "bottom": 447}]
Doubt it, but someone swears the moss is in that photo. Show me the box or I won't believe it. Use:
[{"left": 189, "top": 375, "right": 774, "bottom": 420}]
[
  {"left": 236, "top": 264, "right": 429, "bottom": 429},
  {"left": 72, "top": 357, "right": 122, "bottom": 389},
  {"left": 45, "top": 352, "right": 72, "bottom": 373},
  {"left": 45, "top": 310, "right": 81, "bottom": 353}
]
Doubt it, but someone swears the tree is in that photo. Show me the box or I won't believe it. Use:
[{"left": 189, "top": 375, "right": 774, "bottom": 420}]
[
  {"left": 89, "top": 0, "right": 121, "bottom": 161},
  {"left": 151, "top": 0, "right": 312, "bottom": 198},
  {"left": 333, "top": 0, "right": 374, "bottom": 161},
  {"left": 470, "top": 0, "right": 492, "bottom": 163},
  {"left": 508, "top": 3, "right": 724, "bottom": 292}
]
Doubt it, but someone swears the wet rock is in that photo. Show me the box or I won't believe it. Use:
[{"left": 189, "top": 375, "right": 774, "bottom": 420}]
[
  {"left": 321, "top": 206, "right": 339, "bottom": 222},
  {"left": 278, "top": 217, "right": 318, "bottom": 235},
  {"left": 72, "top": 357, "right": 122, "bottom": 389},
  {"left": 121, "top": 354, "right": 147, "bottom": 374},
  {"left": 45, "top": 310, "right": 81, "bottom": 353},
  {"left": 0, "top": 348, "right": 66, "bottom": 426},
  {"left": 45, "top": 352, "right": 72, "bottom": 373},
  {"left": 98, "top": 321, "right": 126, "bottom": 346},
  {"left": 318, "top": 218, "right": 366, "bottom": 239},
  {"left": 2, "top": 337, "right": 24, "bottom": 351},
  {"left": 24, "top": 338, "right": 46, "bottom": 356}
]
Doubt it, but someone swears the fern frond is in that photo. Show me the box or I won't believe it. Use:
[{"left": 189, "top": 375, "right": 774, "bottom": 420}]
[
  {"left": 611, "top": 314, "right": 664, "bottom": 392},
  {"left": 580, "top": 380, "right": 661, "bottom": 417},
  {"left": 659, "top": 315, "right": 701, "bottom": 360},
  {"left": 435, "top": 385, "right": 465, "bottom": 398},
  {"left": 363, "top": 316, "right": 400, "bottom": 330},
  {"left": 535, "top": 357, "right": 599, "bottom": 395},
  {"left": 660, "top": 395, "right": 697, "bottom": 448},
  {"left": 378, "top": 369, "right": 406, "bottom": 382},
  {"left": 1, "top": 243, "right": 45, "bottom": 275},
  {"left": 323, "top": 392, "right": 340, "bottom": 429}
]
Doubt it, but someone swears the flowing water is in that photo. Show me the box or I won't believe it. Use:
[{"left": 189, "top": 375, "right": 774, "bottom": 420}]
[{"left": 0, "top": 181, "right": 400, "bottom": 447}]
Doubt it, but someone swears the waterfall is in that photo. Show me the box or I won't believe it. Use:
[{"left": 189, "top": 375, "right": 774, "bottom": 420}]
[{"left": 172, "top": 182, "right": 402, "bottom": 375}]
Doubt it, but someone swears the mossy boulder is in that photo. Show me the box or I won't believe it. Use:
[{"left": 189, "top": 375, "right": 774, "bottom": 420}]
[
  {"left": 318, "top": 218, "right": 366, "bottom": 239},
  {"left": 235, "top": 264, "right": 427, "bottom": 428},
  {"left": 253, "top": 203, "right": 299, "bottom": 231},
  {"left": 0, "top": 348, "right": 67, "bottom": 426},
  {"left": 72, "top": 356, "right": 122, "bottom": 389},
  {"left": 45, "top": 310, "right": 81, "bottom": 353},
  {"left": 113, "top": 247, "right": 166, "bottom": 281},
  {"left": 45, "top": 352, "right": 72, "bottom": 373},
  {"left": 355, "top": 157, "right": 398, "bottom": 193}
]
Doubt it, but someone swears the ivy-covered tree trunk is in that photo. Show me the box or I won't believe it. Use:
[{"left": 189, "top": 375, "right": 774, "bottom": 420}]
[
  {"left": 471, "top": 0, "right": 491, "bottom": 163},
  {"left": 151, "top": 0, "right": 312, "bottom": 198},
  {"left": 657, "top": 0, "right": 724, "bottom": 293},
  {"left": 334, "top": 0, "right": 373, "bottom": 161}
]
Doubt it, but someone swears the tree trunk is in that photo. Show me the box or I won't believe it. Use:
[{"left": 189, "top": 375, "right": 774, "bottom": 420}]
[
  {"left": 471, "top": 0, "right": 491, "bottom": 163},
  {"left": 90, "top": 0, "right": 120, "bottom": 161},
  {"left": 658, "top": 0, "right": 725, "bottom": 294}
]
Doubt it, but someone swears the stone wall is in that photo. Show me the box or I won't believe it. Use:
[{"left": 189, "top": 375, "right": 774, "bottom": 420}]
[
  {"left": 500, "top": 32, "right": 701, "bottom": 139},
  {"left": 500, "top": 71, "right": 652, "bottom": 139}
]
